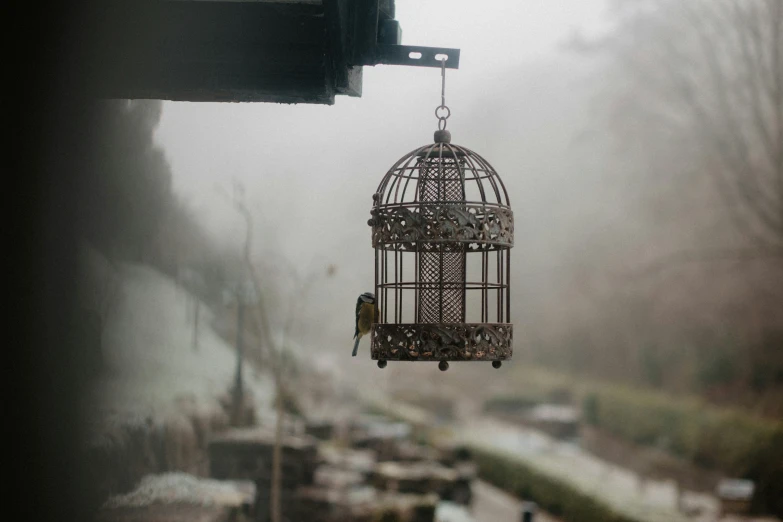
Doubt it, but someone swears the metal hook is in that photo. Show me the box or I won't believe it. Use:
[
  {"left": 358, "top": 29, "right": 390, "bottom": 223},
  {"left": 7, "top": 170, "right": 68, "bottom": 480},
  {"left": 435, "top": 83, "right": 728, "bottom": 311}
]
[{"left": 435, "top": 55, "right": 450, "bottom": 130}]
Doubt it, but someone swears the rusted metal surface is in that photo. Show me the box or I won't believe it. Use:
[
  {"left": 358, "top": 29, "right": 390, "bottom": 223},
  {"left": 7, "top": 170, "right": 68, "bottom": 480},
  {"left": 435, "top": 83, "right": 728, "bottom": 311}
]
[
  {"left": 369, "top": 138, "right": 514, "bottom": 367},
  {"left": 370, "top": 204, "right": 514, "bottom": 251},
  {"left": 371, "top": 323, "right": 513, "bottom": 361}
]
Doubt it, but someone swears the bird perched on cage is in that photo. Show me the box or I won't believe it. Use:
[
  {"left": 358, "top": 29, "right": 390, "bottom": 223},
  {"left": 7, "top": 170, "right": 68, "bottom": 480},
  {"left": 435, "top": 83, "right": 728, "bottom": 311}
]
[{"left": 352, "top": 292, "right": 379, "bottom": 356}]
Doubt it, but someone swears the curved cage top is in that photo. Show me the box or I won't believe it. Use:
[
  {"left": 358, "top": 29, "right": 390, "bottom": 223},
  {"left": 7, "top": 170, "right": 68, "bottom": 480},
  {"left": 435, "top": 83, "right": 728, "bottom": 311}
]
[{"left": 370, "top": 142, "right": 514, "bottom": 252}]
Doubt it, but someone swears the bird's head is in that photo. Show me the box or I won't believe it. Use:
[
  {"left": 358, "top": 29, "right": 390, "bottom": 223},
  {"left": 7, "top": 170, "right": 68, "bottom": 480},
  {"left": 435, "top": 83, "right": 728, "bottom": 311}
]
[{"left": 358, "top": 292, "right": 375, "bottom": 305}]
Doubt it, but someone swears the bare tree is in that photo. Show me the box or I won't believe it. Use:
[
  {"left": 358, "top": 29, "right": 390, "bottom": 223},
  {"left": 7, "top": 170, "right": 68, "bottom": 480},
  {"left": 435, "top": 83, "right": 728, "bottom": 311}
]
[
  {"left": 222, "top": 186, "right": 284, "bottom": 522},
  {"left": 594, "top": 0, "right": 783, "bottom": 250},
  {"left": 223, "top": 184, "right": 332, "bottom": 522}
]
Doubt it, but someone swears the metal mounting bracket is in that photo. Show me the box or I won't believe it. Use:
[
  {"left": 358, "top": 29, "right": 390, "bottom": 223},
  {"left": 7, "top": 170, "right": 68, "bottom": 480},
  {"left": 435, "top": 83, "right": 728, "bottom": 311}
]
[
  {"left": 346, "top": 0, "right": 461, "bottom": 70},
  {"left": 365, "top": 45, "right": 461, "bottom": 69}
]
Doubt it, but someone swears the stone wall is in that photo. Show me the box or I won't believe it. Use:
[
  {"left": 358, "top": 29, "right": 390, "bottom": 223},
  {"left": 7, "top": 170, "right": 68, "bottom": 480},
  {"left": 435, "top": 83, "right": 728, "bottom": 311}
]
[{"left": 83, "top": 392, "right": 256, "bottom": 511}]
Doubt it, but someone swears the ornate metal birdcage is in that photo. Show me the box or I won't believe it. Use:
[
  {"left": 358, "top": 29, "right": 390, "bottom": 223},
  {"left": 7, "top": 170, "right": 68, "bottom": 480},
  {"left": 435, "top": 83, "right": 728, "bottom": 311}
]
[{"left": 367, "top": 128, "right": 514, "bottom": 371}]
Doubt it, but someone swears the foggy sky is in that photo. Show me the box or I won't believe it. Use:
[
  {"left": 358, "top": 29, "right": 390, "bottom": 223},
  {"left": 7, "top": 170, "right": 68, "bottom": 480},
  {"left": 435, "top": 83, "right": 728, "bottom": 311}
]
[{"left": 154, "top": 0, "right": 614, "bottom": 369}]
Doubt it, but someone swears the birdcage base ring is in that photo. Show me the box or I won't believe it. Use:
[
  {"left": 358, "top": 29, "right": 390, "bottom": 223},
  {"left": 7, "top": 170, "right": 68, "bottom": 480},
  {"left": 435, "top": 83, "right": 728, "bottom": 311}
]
[{"left": 370, "top": 323, "right": 513, "bottom": 362}]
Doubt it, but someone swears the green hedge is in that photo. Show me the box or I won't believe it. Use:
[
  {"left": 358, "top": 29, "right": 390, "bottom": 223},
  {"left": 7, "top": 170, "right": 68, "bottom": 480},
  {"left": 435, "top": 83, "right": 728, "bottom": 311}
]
[
  {"left": 483, "top": 395, "right": 541, "bottom": 414},
  {"left": 583, "top": 385, "right": 783, "bottom": 516},
  {"left": 490, "top": 365, "right": 783, "bottom": 516},
  {"left": 583, "top": 386, "right": 781, "bottom": 469},
  {"left": 471, "top": 447, "right": 638, "bottom": 522}
]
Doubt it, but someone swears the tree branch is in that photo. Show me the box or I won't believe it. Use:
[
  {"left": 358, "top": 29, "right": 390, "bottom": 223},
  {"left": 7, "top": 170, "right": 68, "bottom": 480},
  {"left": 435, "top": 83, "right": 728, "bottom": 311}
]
[
  {"left": 727, "top": 1, "right": 780, "bottom": 171},
  {"left": 671, "top": 2, "right": 783, "bottom": 240}
]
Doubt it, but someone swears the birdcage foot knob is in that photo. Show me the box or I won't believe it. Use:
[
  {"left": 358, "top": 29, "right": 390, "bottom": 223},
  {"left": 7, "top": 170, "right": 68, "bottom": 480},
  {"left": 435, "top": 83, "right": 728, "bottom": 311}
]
[
  {"left": 377, "top": 360, "right": 387, "bottom": 369},
  {"left": 492, "top": 360, "right": 502, "bottom": 369},
  {"left": 438, "top": 361, "right": 449, "bottom": 371}
]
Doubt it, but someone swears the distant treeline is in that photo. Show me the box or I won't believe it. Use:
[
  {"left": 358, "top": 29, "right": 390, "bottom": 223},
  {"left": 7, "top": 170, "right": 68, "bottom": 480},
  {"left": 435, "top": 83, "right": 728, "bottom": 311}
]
[{"left": 516, "top": 0, "right": 783, "bottom": 418}]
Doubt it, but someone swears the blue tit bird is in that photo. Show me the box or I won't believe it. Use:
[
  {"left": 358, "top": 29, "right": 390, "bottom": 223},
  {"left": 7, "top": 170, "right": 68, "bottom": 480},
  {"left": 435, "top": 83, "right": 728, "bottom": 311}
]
[{"left": 352, "top": 292, "right": 379, "bottom": 356}]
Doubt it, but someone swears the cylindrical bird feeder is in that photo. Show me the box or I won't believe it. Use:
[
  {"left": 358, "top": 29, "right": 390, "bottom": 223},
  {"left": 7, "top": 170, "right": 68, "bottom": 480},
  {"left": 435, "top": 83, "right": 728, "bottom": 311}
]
[{"left": 367, "top": 129, "right": 514, "bottom": 370}]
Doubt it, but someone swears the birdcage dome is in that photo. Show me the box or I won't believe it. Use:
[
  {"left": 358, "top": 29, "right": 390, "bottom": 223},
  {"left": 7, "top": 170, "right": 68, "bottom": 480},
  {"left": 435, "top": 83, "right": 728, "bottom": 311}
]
[
  {"left": 367, "top": 133, "right": 514, "bottom": 371},
  {"left": 369, "top": 140, "right": 513, "bottom": 252}
]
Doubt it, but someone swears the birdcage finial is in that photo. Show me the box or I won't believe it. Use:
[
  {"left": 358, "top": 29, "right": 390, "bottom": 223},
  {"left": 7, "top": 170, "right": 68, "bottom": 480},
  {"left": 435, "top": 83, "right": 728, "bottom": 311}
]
[{"left": 434, "top": 129, "right": 451, "bottom": 143}]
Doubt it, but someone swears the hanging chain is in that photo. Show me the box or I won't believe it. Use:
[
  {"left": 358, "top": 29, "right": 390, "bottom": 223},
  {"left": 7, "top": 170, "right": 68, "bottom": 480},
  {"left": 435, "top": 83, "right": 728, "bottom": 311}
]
[{"left": 434, "top": 56, "right": 451, "bottom": 130}]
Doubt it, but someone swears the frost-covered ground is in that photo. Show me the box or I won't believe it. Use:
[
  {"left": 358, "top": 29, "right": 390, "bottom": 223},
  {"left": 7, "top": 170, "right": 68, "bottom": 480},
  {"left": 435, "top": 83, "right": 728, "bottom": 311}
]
[
  {"left": 370, "top": 394, "right": 778, "bottom": 522},
  {"left": 460, "top": 416, "right": 779, "bottom": 522},
  {"left": 84, "top": 264, "right": 274, "bottom": 428},
  {"left": 103, "top": 473, "right": 255, "bottom": 508}
]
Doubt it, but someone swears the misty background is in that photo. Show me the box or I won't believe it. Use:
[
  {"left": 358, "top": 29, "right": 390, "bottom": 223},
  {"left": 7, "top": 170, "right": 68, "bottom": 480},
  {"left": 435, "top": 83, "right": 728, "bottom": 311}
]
[
  {"left": 60, "top": 0, "right": 783, "bottom": 520},
  {"left": 153, "top": 0, "right": 614, "bottom": 376},
  {"left": 127, "top": 0, "right": 783, "bottom": 412}
]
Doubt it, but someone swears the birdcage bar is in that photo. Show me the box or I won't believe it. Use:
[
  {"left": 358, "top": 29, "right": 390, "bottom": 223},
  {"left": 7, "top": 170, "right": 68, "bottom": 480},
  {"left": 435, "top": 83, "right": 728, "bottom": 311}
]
[
  {"left": 458, "top": 251, "right": 467, "bottom": 323},
  {"left": 382, "top": 146, "right": 426, "bottom": 205},
  {"left": 379, "top": 144, "right": 503, "bottom": 205},
  {"left": 384, "top": 249, "right": 388, "bottom": 323},
  {"left": 393, "top": 246, "right": 400, "bottom": 323},
  {"left": 414, "top": 249, "right": 419, "bottom": 321},
  {"left": 479, "top": 251, "right": 484, "bottom": 323},
  {"left": 399, "top": 249, "right": 404, "bottom": 323},
  {"left": 377, "top": 247, "right": 381, "bottom": 322},
  {"left": 377, "top": 281, "right": 506, "bottom": 289},
  {"left": 465, "top": 150, "right": 502, "bottom": 202},
  {"left": 506, "top": 248, "right": 511, "bottom": 322},
  {"left": 500, "top": 253, "right": 504, "bottom": 322},
  {"left": 485, "top": 250, "right": 490, "bottom": 322},
  {"left": 486, "top": 251, "right": 491, "bottom": 322},
  {"left": 387, "top": 169, "right": 500, "bottom": 183},
  {"left": 496, "top": 250, "right": 500, "bottom": 323},
  {"left": 438, "top": 249, "right": 444, "bottom": 323},
  {"left": 399, "top": 249, "right": 403, "bottom": 323},
  {"left": 378, "top": 247, "right": 382, "bottom": 322}
]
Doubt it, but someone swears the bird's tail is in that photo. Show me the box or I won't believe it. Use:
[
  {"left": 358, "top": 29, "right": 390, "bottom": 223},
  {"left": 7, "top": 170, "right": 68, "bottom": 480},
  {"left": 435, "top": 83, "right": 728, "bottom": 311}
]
[{"left": 352, "top": 336, "right": 361, "bottom": 357}]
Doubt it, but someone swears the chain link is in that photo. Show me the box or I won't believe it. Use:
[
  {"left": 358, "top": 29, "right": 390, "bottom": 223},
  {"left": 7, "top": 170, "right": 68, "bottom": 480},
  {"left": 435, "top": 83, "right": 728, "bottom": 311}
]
[{"left": 435, "top": 55, "right": 450, "bottom": 130}]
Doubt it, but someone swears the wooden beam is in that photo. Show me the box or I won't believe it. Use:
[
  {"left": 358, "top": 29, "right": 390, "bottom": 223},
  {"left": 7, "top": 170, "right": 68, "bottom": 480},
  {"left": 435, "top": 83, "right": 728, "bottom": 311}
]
[
  {"left": 325, "top": 0, "right": 362, "bottom": 97},
  {"left": 83, "top": 1, "right": 454, "bottom": 103},
  {"left": 351, "top": 0, "right": 380, "bottom": 66},
  {"left": 89, "top": 1, "right": 337, "bottom": 103}
]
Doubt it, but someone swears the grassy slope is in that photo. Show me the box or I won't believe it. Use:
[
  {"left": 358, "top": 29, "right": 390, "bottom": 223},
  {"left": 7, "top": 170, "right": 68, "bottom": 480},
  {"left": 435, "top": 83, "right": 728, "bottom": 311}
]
[{"left": 84, "top": 263, "right": 274, "bottom": 430}]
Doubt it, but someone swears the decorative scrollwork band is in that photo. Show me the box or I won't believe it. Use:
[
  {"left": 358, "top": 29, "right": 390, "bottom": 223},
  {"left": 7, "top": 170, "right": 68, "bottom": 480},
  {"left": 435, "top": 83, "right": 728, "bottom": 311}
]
[
  {"left": 370, "top": 323, "right": 513, "bottom": 361},
  {"left": 369, "top": 203, "right": 514, "bottom": 252}
]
